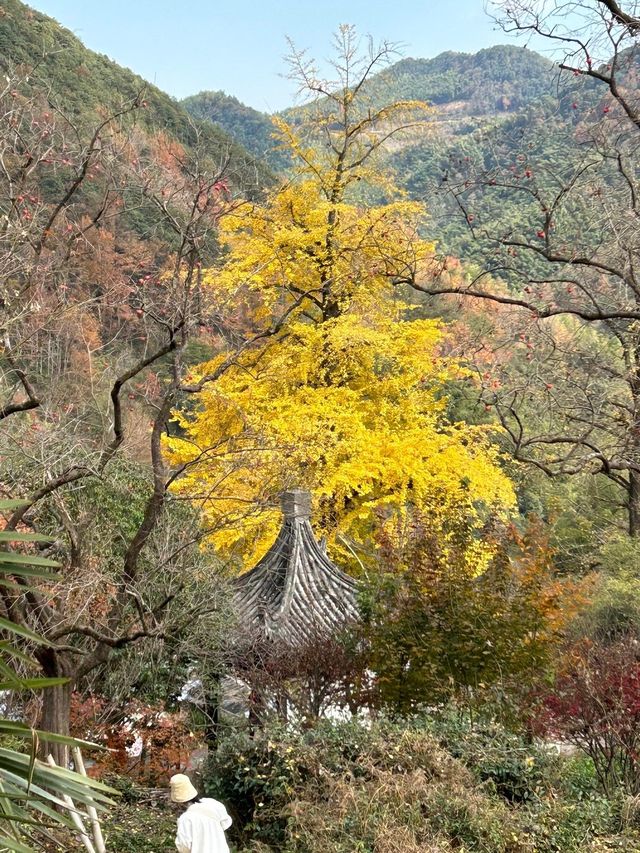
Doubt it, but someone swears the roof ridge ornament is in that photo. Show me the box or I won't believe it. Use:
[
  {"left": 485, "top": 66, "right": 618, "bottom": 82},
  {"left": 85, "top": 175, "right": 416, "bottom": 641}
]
[{"left": 281, "top": 489, "right": 312, "bottom": 521}]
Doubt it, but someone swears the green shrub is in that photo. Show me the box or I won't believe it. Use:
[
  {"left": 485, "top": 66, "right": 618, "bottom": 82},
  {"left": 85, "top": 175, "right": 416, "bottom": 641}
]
[
  {"left": 204, "top": 720, "right": 525, "bottom": 851},
  {"left": 204, "top": 717, "right": 640, "bottom": 852},
  {"left": 43, "top": 795, "right": 177, "bottom": 853},
  {"left": 422, "top": 711, "right": 557, "bottom": 803},
  {"left": 203, "top": 726, "right": 307, "bottom": 848},
  {"left": 521, "top": 795, "right": 620, "bottom": 853}
]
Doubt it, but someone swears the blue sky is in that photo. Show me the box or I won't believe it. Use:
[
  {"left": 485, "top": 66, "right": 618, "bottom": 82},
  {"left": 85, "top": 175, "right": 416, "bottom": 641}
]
[{"left": 32, "top": 1, "right": 504, "bottom": 112}]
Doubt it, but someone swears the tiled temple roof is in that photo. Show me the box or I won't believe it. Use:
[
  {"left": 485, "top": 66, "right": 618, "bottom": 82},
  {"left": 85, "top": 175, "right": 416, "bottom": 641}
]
[{"left": 233, "top": 490, "right": 359, "bottom": 646}]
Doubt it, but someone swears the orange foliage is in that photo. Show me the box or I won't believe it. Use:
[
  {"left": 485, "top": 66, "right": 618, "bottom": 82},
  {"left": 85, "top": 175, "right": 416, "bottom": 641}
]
[{"left": 70, "top": 693, "right": 200, "bottom": 785}]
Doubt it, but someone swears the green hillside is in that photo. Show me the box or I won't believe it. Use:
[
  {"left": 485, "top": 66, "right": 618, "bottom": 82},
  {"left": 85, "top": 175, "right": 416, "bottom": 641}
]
[
  {"left": 3, "top": 1, "right": 613, "bottom": 270},
  {"left": 367, "top": 45, "right": 558, "bottom": 116},
  {"left": 0, "top": 0, "right": 272, "bottom": 193},
  {"left": 182, "top": 90, "right": 290, "bottom": 171},
  {"left": 386, "top": 50, "right": 612, "bottom": 265}
]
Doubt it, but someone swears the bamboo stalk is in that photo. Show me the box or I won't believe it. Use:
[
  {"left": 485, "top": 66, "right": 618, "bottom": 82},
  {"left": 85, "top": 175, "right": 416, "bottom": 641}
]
[
  {"left": 45, "top": 754, "right": 96, "bottom": 853},
  {"left": 72, "top": 747, "right": 106, "bottom": 853}
]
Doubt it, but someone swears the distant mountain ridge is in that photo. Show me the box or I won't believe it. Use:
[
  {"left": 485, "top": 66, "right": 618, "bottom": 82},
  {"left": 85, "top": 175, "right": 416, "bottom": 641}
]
[
  {"left": 181, "top": 90, "right": 290, "bottom": 171},
  {"left": 370, "top": 46, "right": 556, "bottom": 113},
  {"left": 182, "top": 45, "right": 559, "bottom": 155},
  {"left": 181, "top": 44, "right": 579, "bottom": 262},
  {"left": 1, "top": 0, "right": 603, "bottom": 267}
]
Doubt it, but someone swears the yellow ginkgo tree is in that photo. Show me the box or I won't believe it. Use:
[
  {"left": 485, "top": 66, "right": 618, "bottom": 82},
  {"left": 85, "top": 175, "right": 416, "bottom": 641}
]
[{"left": 165, "top": 27, "right": 515, "bottom": 566}]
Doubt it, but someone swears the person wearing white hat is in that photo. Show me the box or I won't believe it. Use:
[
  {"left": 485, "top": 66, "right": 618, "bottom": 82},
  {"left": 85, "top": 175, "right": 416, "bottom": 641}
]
[{"left": 170, "top": 773, "right": 232, "bottom": 853}]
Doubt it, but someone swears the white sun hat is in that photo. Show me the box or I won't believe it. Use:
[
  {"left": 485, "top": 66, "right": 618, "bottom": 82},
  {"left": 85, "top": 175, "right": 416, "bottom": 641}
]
[{"left": 169, "top": 773, "right": 198, "bottom": 803}]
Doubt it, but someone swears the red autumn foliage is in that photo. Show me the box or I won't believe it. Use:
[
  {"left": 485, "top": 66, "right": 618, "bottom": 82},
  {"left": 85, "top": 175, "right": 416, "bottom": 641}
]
[
  {"left": 232, "top": 630, "right": 372, "bottom": 722},
  {"left": 533, "top": 640, "right": 640, "bottom": 794}
]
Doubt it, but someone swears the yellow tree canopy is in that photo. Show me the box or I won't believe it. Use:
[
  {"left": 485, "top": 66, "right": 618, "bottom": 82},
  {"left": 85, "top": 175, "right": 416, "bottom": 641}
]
[
  {"left": 165, "top": 52, "right": 515, "bottom": 569},
  {"left": 166, "top": 302, "right": 515, "bottom": 566},
  {"left": 165, "top": 177, "right": 514, "bottom": 567}
]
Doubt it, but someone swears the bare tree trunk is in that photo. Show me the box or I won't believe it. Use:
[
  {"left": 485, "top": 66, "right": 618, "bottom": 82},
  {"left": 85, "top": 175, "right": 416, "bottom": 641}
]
[
  {"left": 203, "top": 673, "right": 221, "bottom": 750},
  {"left": 276, "top": 691, "right": 288, "bottom": 723},
  {"left": 248, "top": 690, "right": 265, "bottom": 734},
  {"left": 629, "top": 471, "right": 640, "bottom": 537},
  {"left": 37, "top": 649, "right": 73, "bottom": 766}
]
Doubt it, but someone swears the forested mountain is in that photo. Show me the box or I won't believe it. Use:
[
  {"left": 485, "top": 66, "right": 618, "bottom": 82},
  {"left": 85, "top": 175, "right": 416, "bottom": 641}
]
[
  {"left": 377, "top": 46, "right": 606, "bottom": 264},
  {"left": 183, "top": 45, "right": 562, "bottom": 156},
  {"left": 180, "top": 44, "right": 597, "bottom": 262},
  {"left": 180, "top": 46, "right": 558, "bottom": 172},
  {"left": 181, "top": 90, "right": 289, "bottom": 170},
  {"left": 0, "top": 0, "right": 273, "bottom": 193},
  {"left": 4, "top": 0, "right": 612, "bottom": 267},
  {"left": 370, "top": 46, "right": 557, "bottom": 113}
]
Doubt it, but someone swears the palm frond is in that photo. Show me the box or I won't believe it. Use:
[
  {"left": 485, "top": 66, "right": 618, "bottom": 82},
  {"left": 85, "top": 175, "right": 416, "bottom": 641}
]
[{"left": 0, "top": 499, "right": 115, "bottom": 851}]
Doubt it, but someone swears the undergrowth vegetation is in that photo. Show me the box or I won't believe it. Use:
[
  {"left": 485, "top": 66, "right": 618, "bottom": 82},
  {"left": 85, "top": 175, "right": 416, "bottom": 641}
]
[{"left": 198, "top": 717, "right": 640, "bottom": 853}]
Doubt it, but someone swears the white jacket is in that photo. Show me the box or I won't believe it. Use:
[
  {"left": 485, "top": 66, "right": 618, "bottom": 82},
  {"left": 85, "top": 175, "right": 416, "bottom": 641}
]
[{"left": 175, "top": 798, "right": 232, "bottom": 853}]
